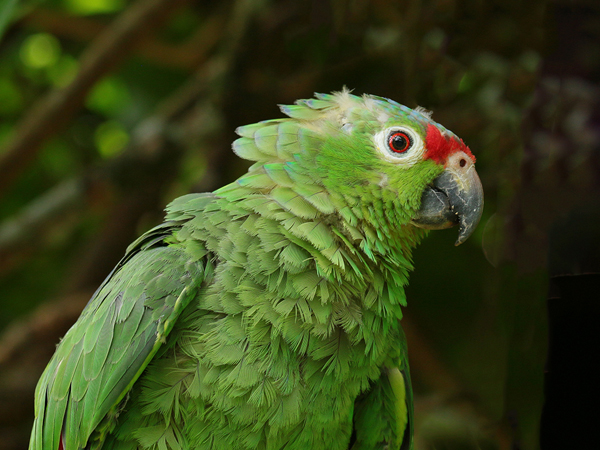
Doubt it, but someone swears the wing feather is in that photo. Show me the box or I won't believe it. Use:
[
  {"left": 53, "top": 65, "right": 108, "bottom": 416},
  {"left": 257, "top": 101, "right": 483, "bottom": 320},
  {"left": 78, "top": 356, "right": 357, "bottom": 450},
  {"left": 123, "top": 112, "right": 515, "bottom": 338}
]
[
  {"left": 30, "top": 199, "right": 213, "bottom": 450},
  {"left": 351, "top": 331, "right": 414, "bottom": 450}
]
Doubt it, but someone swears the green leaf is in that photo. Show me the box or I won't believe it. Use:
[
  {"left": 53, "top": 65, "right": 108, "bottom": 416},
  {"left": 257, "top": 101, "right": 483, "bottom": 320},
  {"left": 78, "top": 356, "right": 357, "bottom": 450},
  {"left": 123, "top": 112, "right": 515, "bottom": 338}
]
[{"left": 0, "top": 0, "right": 18, "bottom": 42}]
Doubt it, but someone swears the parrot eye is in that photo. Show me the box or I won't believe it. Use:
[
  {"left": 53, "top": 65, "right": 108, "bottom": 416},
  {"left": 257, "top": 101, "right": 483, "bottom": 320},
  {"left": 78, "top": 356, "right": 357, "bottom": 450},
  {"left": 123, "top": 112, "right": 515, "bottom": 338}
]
[
  {"left": 374, "top": 126, "right": 424, "bottom": 167},
  {"left": 388, "top": 132, "right": 412, "bottom": 153}
]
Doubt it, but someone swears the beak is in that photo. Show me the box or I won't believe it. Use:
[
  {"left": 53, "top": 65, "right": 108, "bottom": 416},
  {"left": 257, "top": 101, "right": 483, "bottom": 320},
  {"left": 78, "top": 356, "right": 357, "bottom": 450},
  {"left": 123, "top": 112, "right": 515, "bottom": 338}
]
[{"left": 411, "top": 151, "right": 484, "bottom": 246}]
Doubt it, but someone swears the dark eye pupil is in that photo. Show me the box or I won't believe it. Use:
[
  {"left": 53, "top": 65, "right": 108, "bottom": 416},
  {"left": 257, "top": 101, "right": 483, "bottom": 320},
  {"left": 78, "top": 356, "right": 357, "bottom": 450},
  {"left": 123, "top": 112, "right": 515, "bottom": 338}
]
[
  {"left": 392, "top": 135, "right": 407, "bottom": 150},
  {"left": 388, "top": 132, "right": 411, "bottom": 153}
]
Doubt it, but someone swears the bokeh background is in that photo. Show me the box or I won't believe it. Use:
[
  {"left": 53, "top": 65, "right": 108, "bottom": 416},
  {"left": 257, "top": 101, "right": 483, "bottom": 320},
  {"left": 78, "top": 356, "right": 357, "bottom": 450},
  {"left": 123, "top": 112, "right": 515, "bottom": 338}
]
[{"left": 1, "top": 0, "right": 599, "bottom": 449}]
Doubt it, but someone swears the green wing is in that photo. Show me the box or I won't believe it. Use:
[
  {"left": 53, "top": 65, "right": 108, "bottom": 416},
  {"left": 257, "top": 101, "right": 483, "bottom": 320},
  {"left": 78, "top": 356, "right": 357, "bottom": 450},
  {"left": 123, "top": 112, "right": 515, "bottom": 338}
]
[
  {"left": 30, "top": 197, "right": 213, "bottom": 450},
  {"left": 351, "top": 339, "right": 414, "bottom": 450}
]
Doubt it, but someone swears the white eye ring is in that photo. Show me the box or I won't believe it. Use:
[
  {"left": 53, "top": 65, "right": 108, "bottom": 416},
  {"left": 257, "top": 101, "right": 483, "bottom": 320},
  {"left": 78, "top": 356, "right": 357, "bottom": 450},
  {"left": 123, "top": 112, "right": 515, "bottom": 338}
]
[{"left": 374, "top": 126, "right": 425, "bottom": 167}]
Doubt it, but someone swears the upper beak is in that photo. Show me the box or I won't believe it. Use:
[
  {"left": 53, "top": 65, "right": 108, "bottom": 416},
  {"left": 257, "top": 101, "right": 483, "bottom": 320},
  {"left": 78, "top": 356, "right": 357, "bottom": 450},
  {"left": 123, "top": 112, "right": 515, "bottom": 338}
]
[{"left": 411, "top": 151, "right": 484, "bottom": 246}]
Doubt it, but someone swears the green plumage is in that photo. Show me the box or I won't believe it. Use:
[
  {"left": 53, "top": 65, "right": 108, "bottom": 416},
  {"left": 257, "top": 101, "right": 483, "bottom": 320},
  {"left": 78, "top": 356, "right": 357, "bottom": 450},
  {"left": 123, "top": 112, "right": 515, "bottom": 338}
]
[{"left": 30, "top": 91, "right": 475, "bottom": 450}]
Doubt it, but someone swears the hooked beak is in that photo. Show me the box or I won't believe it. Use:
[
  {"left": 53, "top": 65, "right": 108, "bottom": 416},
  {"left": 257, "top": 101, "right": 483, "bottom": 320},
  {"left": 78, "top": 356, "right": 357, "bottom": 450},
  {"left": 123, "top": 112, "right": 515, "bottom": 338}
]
[{"left": 411, "top": 151, "right": 484, "bottom": 246}]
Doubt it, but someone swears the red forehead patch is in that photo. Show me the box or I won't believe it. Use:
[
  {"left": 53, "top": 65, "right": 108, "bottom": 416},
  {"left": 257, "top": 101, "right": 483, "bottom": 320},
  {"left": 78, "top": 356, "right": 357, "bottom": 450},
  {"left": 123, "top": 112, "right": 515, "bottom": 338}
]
[{"left": 424, "top": 123, "right": 475, "bottom": 165}]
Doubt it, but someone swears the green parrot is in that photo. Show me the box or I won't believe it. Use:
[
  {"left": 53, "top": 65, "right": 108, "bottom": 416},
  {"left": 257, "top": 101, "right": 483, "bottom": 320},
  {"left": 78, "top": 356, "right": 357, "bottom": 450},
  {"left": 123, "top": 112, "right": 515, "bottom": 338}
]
[{"left": 30, "top": 90, "right": 483, "bottom": 450}]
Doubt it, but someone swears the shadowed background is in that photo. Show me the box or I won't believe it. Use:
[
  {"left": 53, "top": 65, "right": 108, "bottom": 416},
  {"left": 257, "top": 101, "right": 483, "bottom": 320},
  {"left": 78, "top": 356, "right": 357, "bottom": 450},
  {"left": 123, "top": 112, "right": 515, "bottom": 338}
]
[{"left": 0, "top": 0, "right": 598, "bottom": 449}]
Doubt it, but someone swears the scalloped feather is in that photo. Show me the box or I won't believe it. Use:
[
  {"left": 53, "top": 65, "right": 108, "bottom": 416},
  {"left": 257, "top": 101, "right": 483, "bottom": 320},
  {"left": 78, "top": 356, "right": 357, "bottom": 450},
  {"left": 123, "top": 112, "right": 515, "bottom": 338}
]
[
  {"left": 279, "top": 103, "right": 323, "bottom": 120},
  {"left": 232, "top": 137, "right": 271, "bottom": 161},
  {"left": 270, "top": 187, "right": 319, "bottom": 219},
  {"left": 253, "top": 125, "right": 280, "bottom": 157}
]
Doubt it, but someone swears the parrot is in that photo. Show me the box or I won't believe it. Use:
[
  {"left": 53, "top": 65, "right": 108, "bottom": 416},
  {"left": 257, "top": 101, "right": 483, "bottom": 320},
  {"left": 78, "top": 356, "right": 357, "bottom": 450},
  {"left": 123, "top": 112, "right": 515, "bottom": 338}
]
[{"left": 29, "top": 90, "right": 483, "bottom": 450}]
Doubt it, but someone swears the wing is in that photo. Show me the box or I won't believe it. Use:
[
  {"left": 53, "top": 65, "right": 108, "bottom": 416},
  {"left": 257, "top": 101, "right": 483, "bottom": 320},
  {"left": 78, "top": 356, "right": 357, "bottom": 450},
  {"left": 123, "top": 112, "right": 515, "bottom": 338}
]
[
  {"left": 30, "top": 195, "right": 215, "bottom": 450},
  {"left": 351, "top": 337, "right": 414, "bottom": 450}
]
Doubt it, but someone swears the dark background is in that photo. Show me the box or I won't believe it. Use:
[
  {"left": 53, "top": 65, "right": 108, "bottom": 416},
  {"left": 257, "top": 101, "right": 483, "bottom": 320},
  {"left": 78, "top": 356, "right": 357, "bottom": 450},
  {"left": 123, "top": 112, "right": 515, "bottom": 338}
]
[{"left": 0, "top": 0, "right": 598, "bottom": 449}]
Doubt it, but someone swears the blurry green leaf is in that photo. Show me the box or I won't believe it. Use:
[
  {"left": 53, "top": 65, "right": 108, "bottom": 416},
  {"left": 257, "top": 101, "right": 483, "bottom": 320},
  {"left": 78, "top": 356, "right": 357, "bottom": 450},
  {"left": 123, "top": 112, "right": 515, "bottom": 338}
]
[
  {"left": 48, "top": 54, "right": 79, "bottom": 87},
  {"left": 39, "top": 138, "right": 78, "bottom": 178},
  {"left": 0, "top": 122, "right": 15, "bottom": 148},
  {"left": 63, "top": 0, "right": 125, "bottom": 15},
  {"left": 0, "top": 0, "right": 18, "bottom": 42},
  {"left": 0, "top": 77, "right": 23, "bottom": 116},
  {"left": 20, "top": 33, "right": 61, "bottom": 69},
  {"left": 477, "top": 80, "right": 504, "bottom": 110},
  {"left": 474, "top": 53, "right": 509, "bottom": 77},
  {"left": 162, "top": 7, "right": 201, "bottom": 44},
  {"left": 519, "top": 50, "right": 542, "bottom": 73},
  {"left": 95, "top": 120, "right": 129, "bottom": 158},
  {"left": 423, "top": 28, "right": 445, "bottom": 50},
  {"left": 86, "top": 76, "right": 132, "bottom": 117},
  {"left": 458, "top": 73, "right": 475, "bottom": 93},
  {"left": 363, "top": 26, "right": 401, "bottom": 52},
  {"left": 169, "top": 151, "right": 207, "bottom": 197}
]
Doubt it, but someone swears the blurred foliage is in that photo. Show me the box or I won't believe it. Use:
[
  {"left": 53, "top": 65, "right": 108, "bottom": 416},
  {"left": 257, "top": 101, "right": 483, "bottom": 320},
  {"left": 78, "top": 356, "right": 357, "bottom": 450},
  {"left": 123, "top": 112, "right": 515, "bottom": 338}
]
[
  {"left": 1, "top": 0, "right": 598, "bottom": 449},
  {"left": 0, "top": 0, "right": 19, "bottom": 41}
]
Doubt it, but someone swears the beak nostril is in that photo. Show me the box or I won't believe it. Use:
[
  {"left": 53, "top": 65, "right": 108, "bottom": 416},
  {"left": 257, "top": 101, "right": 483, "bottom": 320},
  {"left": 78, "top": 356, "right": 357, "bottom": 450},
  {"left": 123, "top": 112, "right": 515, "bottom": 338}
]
[{"left": 459, "top": 158, "right": 466, "bottom": 168}]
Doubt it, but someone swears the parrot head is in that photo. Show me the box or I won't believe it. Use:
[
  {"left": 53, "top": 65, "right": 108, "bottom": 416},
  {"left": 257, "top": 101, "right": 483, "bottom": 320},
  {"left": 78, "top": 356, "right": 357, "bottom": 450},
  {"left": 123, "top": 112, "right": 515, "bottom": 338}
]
[{"left": 231, "top": 89, "right": 483, "bottom": 246}]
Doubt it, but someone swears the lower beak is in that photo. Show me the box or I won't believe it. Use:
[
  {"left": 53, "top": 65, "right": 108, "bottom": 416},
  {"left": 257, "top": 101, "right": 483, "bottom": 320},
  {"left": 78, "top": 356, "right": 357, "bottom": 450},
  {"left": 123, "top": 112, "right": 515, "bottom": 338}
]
[{"left": 411, "top": 151, "right": 484, "bottom": 245}]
